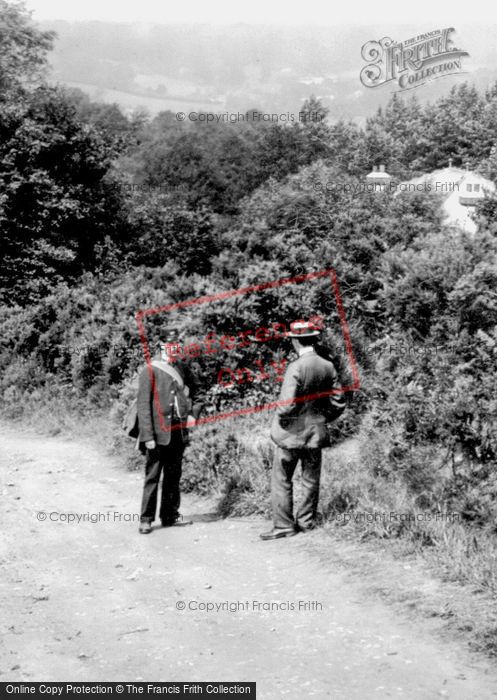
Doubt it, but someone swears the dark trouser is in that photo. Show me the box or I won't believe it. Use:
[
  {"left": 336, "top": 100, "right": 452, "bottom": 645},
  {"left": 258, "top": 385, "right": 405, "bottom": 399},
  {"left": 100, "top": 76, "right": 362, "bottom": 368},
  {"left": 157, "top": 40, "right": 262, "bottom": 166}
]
[
  {"left": 140, "top": 434, "right": 185, "bottom": 524},
  {"left": 272, "top": 446, "right": 322, "bottom": 529}
]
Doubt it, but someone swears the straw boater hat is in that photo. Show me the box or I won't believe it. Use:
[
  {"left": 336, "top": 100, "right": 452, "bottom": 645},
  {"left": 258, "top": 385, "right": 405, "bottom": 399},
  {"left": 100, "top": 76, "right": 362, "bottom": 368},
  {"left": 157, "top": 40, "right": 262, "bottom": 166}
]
[
  {"left": 247, "top": 320, "right": 322, "bottom": 343},
  {"left": 287, "top": 320, "right": 322, "bottom": 338}
]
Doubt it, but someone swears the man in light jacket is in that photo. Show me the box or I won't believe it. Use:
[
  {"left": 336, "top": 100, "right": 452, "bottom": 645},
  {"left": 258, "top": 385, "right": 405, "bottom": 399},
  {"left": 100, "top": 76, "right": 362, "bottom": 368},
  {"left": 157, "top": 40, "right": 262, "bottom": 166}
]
[{"left": 261, "top": 320, "right": 344, "bottom": 540}]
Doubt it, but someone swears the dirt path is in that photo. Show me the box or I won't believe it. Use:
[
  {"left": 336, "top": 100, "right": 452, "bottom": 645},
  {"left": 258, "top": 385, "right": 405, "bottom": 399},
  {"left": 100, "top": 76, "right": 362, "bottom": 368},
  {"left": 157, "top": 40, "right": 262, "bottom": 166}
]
[{"left": 1, "top": 425, "right": 496, "bottom": 699}]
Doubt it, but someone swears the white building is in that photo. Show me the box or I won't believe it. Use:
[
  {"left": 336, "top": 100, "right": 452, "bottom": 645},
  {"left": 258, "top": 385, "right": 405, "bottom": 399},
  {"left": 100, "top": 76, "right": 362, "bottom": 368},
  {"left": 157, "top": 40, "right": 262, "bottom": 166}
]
[
  {"left": 398, "top": 163, "right": 495, "bottom": 234},
  {"left": 365, "top": 164, "right": 392, "bottom": 190}
]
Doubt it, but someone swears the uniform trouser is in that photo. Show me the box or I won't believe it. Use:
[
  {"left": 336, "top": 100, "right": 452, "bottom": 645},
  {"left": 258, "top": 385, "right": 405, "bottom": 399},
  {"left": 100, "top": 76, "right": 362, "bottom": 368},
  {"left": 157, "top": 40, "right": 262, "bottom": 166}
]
[
  {"left": 272, "top": 446, "right": 322, "bottom": 529},
  {"left": 140, "top": 434, "right": 185, "bottom": 524}
]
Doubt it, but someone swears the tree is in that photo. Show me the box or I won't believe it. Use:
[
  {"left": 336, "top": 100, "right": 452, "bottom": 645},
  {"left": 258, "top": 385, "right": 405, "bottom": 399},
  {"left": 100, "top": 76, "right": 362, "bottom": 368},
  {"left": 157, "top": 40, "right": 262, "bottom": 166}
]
[
  {"left": 413, "top": 84, "right": 486, "bottom": 171},
  {"left": 295, "top": 95, "right": 332, "bottom": 163},
  {"left": 0, "top": 0, "right": 54, "bottom": 101},
  {"left": 125, "top": 191, "right": 218, "bottom": 274},
  {"left": 326, "top": 119, "right": 365, "bottom": 175},
  {"left": 0, "top": 86, "right": 127, "bottom": 304}
]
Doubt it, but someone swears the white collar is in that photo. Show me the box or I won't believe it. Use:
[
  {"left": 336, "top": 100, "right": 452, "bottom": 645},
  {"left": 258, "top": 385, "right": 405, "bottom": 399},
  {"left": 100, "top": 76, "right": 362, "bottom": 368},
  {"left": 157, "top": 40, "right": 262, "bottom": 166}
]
[{"left": 298, "top": 346, "right": 315, "bottom": 357}]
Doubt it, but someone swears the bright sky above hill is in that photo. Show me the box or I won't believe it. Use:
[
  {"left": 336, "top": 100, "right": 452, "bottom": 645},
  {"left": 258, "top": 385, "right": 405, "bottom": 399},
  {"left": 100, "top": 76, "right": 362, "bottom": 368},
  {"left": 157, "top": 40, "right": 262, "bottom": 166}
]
[{"left": 28, "top": 0, "right": 497, "bottom": 25}]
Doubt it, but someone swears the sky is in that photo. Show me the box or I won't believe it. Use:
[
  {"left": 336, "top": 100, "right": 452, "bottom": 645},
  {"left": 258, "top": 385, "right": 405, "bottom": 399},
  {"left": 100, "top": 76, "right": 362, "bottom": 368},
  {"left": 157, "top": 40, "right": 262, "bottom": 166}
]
[{"left": 28, "top": 0, "right": 497, "bottom": 26}]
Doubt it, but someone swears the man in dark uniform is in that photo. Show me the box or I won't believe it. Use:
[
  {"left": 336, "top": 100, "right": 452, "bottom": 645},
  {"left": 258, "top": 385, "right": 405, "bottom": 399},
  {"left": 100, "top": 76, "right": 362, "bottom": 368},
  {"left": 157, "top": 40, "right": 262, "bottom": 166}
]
[
  {"left": 137, "top": 330, "right": 201, "bottom": 534},
  {"left": 260, "top": 320, "right": 344, "bottom": 540}
]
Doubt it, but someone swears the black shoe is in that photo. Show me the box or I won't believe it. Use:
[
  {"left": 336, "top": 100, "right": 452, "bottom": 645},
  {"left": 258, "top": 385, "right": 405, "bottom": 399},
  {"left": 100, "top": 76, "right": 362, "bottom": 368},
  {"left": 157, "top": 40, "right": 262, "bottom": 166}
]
[
  {"left": 139, "top": 521, "right": 153, "bottom": 534},
  {"left": 298, "top": 522, "right": 317, "bottom": 532},
  {"left": 260, "top": 527, "right": 297, "bottom": 541},
  {"left": 161, "top": 514, "right": 193, "bottom": 527}
]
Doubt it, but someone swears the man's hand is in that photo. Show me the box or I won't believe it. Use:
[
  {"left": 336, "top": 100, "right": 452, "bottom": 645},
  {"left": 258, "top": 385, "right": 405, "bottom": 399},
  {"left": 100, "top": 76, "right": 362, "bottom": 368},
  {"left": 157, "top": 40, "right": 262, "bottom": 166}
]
[
  {"left": 186, "top": 415, "right": 196, "bottom": 428},
  {"left": 145, "top": 440, "right": 156, "bottom": 450}
]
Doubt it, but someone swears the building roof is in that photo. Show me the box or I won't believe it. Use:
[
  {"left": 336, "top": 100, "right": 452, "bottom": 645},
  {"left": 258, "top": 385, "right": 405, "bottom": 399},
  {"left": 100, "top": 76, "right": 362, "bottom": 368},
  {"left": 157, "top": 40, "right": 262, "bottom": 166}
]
[
  {"left": 397, "top": 166, "right": 495, "bottom": 234},
  {"left": 400, "top": 166, "right": 494, "bottom": 190},
  {"left": 366, "top": 165, "right": 391, "bottom": 180}
]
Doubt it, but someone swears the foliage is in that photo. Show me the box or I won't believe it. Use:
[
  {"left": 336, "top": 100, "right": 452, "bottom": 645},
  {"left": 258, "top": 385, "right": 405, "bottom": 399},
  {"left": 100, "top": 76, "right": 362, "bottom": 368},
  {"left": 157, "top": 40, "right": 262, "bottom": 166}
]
[
  {"left": 0, "top": 0, "right": 54, "bottom": 101},
  {"left": 0, "top": 85, "right": 129, "bottom": 304},
  {"left": 0, "top": 0, "right": 497, "bottom": 541},
  {"left": 124, "top": 192, "right": 218, "bottom": 273}
]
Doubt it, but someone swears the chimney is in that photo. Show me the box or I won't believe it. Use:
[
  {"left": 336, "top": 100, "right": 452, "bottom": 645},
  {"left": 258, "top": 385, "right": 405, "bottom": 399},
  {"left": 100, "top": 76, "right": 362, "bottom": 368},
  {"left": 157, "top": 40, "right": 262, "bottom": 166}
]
[
  {"left": 448, "top": 158, "right": 453, "bottom": 168},
  {"left": 379, "top": 164, "right": 385, "bottom": 172},
  {"left": 373, "top": 165, "right": 378, "bottom": 172}
]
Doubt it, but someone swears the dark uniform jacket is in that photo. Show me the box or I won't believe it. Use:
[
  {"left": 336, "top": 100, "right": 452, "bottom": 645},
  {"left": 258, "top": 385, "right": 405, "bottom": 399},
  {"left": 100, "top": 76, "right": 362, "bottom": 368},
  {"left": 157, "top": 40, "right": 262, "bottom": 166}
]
[
  {"left": 270, "top": 349, "right": 341, "bottom": 450},
  {"left": 137, "top": 358, "right": 201, "bottom": 447}
]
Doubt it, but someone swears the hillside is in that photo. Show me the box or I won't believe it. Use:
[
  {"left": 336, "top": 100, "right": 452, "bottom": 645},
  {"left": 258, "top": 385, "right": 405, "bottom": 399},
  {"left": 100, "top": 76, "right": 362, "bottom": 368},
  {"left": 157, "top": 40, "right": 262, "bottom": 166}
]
[{"left": 39, "top": 21, "right": 497, "bottom": 118}]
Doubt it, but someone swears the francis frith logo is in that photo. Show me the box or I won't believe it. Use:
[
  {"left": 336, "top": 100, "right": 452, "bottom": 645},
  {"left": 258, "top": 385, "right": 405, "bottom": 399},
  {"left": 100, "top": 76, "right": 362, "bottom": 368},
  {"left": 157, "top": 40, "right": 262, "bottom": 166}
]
[{"left": 360, "top": 28, "right": 469, "bottom": 91}]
